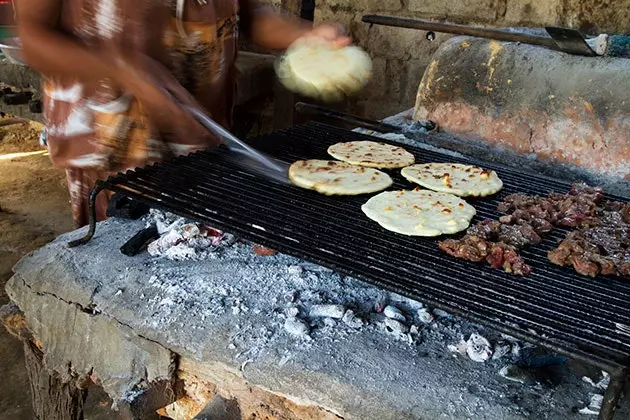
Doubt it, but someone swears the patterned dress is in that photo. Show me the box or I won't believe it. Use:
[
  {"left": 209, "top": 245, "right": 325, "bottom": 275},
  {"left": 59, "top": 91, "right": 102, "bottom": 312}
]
[{"left": 40, "top": 0, "right": 261, "bottom": 227}]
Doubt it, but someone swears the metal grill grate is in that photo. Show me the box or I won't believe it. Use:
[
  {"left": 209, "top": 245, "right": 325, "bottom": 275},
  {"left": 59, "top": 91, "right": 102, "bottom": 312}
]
[{"left": 86, "top": 122, "right": 630, "bottom": 377}]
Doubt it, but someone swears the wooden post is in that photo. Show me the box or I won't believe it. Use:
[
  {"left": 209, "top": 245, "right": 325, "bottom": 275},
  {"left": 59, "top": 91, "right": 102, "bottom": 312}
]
[
  {"left": 23, "top": 341, "right": 88, "bottom": 420},
  {"left": 2, "top": 304, "right": 87, "bottom": 420},
  {"left": 2, "top": 304, "right": 180, "bottom": 420}
]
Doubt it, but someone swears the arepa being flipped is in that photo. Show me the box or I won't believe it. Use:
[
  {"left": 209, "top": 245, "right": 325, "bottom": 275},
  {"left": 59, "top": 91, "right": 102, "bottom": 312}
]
[{"left": 275, "top": 39, "right": 373, "bottom": 102}]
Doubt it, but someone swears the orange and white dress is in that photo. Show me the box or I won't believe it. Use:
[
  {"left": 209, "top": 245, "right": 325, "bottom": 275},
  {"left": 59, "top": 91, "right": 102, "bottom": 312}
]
[{"left": 39, "top": 0, "right": 263, "bottom": 227}]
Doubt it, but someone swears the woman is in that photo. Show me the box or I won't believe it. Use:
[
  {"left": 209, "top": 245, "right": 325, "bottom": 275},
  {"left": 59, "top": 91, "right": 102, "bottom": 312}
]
[{"left": 16, "top": 0, "right": 349, "bottom": 227}]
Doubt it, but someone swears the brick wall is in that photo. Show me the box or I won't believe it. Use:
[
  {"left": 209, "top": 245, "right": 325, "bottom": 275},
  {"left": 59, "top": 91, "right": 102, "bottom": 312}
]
[{"left": 257, "top": 0, "right": 630, "bottom": 120}]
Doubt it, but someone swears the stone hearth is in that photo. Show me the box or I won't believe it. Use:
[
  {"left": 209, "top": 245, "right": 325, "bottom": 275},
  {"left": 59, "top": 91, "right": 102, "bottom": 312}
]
[{"left": 4, "top": 186, "right": 630, "bottom": 419}]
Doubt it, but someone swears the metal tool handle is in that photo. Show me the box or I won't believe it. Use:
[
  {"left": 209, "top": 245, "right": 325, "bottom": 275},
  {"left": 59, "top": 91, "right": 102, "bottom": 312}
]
[
  {"left": 362, "top": 15, "right": 560, "bottom": 50},
  {"left": 295, "top": 102, "right": 402, "bottom": 133},
  {"left": 184, "top": 105, "right": 285, "bottom": 173}
]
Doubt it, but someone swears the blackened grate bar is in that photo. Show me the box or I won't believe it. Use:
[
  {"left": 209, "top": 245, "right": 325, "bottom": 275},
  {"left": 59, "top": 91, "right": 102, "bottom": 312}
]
[{"left": 90, "top": 122, "right": 630, "bottom": 376}]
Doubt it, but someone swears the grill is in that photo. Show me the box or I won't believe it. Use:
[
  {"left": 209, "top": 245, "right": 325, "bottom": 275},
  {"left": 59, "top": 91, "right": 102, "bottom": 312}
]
[{"left": 73, "top": 122, "right": 630, "bottom": 418}]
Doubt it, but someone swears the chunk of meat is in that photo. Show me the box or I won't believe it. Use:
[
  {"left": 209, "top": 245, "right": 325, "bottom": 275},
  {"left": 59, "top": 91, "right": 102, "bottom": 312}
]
[
  {"left": 548, "top": 220, "right": 630, "bottom": 278},
  {"left": 498, "top": 183, "right": 604, "bottom": 230},
  {"left": 252, "top": 245, "right": 278, "bottom": 256},
  {"left": 443, "top": 183, "right": 628, "bottom": 279},
  {"left": 439, "top": 235, "right": 489, "bottom": 262}
]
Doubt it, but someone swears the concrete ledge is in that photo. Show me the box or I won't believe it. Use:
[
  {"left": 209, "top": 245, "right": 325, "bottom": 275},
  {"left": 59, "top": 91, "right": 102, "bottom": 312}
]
[
  {"left": 413, "top": 37, "right": 630, "bottom": 181},
  {"left": 7, "top": 217, "right": 625, "bottom": 419}
]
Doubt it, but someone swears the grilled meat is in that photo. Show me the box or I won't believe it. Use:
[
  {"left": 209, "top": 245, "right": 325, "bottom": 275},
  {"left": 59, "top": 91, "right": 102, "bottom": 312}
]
[
  {"left": 548, "top": 203, "right": 630, "bottom": 277},
  {"left": 498, "top": 224, "right": 542, "bottom": 248},
  {"left": 487, "top": 243, "right": 532, "bottom": 276},
  {"left": 499, "top": 210, "right": 554, "bottom": 234},
  {"left": 439, "top": 219, "right": 535, "bottom": 276},
  {"left": 439, "top": 234, "right": 532, "bottom": 276},
  {"left": 467, "top": 219, "right": 542, "bottom": 248},
  {"left": 498, "top": 183, "right": 603, "bottom": 231},
  {"left": 441, "top": 183, "right": 628, "bottom": 278},
  {"left": 439, "top": 235, "right": 489, "bottom": 263}
]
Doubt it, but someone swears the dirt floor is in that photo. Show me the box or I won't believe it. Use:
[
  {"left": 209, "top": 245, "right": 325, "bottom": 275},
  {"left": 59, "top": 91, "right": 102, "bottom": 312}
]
[{"left": 0, "top": 119, "right": 113, "bottom": 419}]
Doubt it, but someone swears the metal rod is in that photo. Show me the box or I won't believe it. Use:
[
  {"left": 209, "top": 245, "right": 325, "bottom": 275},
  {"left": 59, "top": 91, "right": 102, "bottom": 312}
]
[
  {"left": 599, "top": 372, "right": 627, "bottom": 420},
  {"left": 67, "top": 181, "right": 106, "bottom": 247},
  {"left": 184, "top": 105, "right": 286, "bottom": 173},
  {"left": 362, "top": 15, "right": 560, "bottom": 50},
  {"left": 294, "top": 102, "right": 402, "bottom": 133}
]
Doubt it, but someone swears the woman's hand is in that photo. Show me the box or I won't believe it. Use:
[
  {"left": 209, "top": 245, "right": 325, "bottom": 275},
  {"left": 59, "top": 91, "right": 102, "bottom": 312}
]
[{"left": 299, "top": 24, "right": 352, "bottom": 48}]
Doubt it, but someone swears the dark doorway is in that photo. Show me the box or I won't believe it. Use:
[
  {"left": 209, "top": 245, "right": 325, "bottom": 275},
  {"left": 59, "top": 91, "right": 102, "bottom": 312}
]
[{"left": 301, "top": 0, "right": 315, "bottom": 21}]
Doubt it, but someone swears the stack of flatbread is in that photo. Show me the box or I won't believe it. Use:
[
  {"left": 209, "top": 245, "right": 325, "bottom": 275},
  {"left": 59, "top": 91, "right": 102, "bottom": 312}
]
[{"left": 275, "top": 39, "right": 372, "bottom": 102}]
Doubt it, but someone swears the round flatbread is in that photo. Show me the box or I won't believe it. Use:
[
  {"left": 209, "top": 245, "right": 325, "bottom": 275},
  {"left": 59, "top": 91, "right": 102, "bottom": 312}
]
[
  {"left": 275, "top": 40, "right": 372, "bottom": 102},
  {"left": 401, "top": 163, "right": 503, "bottom": 197},
  {"left": 361, "top": 190, "right": 476, "bottom": 236},
  {"left": 328, "top": 141, "right": 415, "bottom": 169},
  {"left": 289, "top": 160, "right": 392, "bottom": 195}
]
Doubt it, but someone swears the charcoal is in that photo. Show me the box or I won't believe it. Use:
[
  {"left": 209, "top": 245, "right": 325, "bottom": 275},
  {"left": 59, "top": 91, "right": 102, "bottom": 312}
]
[{"left": 3, "top": 91, "right": 32, "bottom": 105}]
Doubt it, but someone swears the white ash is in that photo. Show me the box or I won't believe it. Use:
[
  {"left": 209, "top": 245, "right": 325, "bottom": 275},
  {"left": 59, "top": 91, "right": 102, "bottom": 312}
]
[
  {"left": 322, "top": 318, "right": 337, "bottom": 327},
  {"left": 449, "top": 333, "right": 522, "bottom": 365},
  {"left": 448, "top": 338, "right": 468, "bottom": 356},
  {"left": 342, "top": 309, "right": 365, "bottom": 329},
  {"left": 383, "top": 317, "right": 409, "bottom": 336},
  {"left": 433, "top": 308, "right": 453, "bottom": 318},
  {"left": 387, "top": 292, "right": 426, "bottom": 312},
  {"left": 582, "top": 371, "right": 610, "bottom": 390},
  {"left": 140, "top": 238, "right": 383, "bottom": 360},
  {"left": 146, "top": 210, "right": 235, "bottom": 261},
  {"left": 383, "top": 305, "right": 406, "bottom": 322},
  {"left": 417, "top": 308, "right": 434, "bottom": 324},
  {"left": 140, "top": 229, "right": 503, "bottom": 364},
  {"left": 511, "top": 342, "right": 523, "bottom": 358},
  {"left": 284, "top": 317, "right": 311, "bottom": 339},
  {"left": 138, "top": 214, "right": 539, "bottom": 394},
  {"left": 492, "top": 341, "right": 512, "bottom": 360},
  {"left": 284, "top": 307, "right": 300, "bottom": 318},
  {"left": 149, "top": 209, "right": 183, "bottom": 234},
  {"left": 579, "top": 394, "right": 604, "bottom": 416},
  {"left": 309, "top": 304, "right": 345, "bottom": 319}
]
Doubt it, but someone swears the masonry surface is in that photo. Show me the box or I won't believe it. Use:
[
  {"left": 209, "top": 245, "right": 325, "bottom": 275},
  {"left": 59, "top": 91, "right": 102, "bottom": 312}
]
[{"left": 261, "top": 0, "right": 630, "bottom": 118}]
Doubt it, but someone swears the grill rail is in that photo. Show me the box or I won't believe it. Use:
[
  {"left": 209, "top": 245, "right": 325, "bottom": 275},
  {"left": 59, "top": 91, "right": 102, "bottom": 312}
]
[{"left": 72, "top": 122, "right": 630, "bottom": 418}]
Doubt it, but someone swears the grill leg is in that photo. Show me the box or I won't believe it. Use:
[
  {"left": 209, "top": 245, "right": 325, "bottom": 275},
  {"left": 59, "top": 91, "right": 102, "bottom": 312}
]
[
  {"left": 598, "top": 373, "right": 626, "bottom": 420},
  {"left": 67, "top": 181, "right": 106, "bottom": 248}
]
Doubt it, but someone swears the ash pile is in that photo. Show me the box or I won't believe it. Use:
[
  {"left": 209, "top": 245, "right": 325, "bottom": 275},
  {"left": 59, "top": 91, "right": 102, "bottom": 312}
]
[{"left": 137, "top": 208, "right": 616, "bottom": 417}]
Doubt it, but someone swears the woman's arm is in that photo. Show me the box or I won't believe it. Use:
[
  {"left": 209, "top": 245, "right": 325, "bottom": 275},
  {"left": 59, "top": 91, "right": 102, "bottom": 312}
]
[
  {"left": 16, "top": 0, "right": 120, "bottom": 82},
  {"left": 240, "top": 0, "right": 350, "bottom": 50},
  {"left": 17, "top": 0, "right": 212, "bottom": 145}
]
